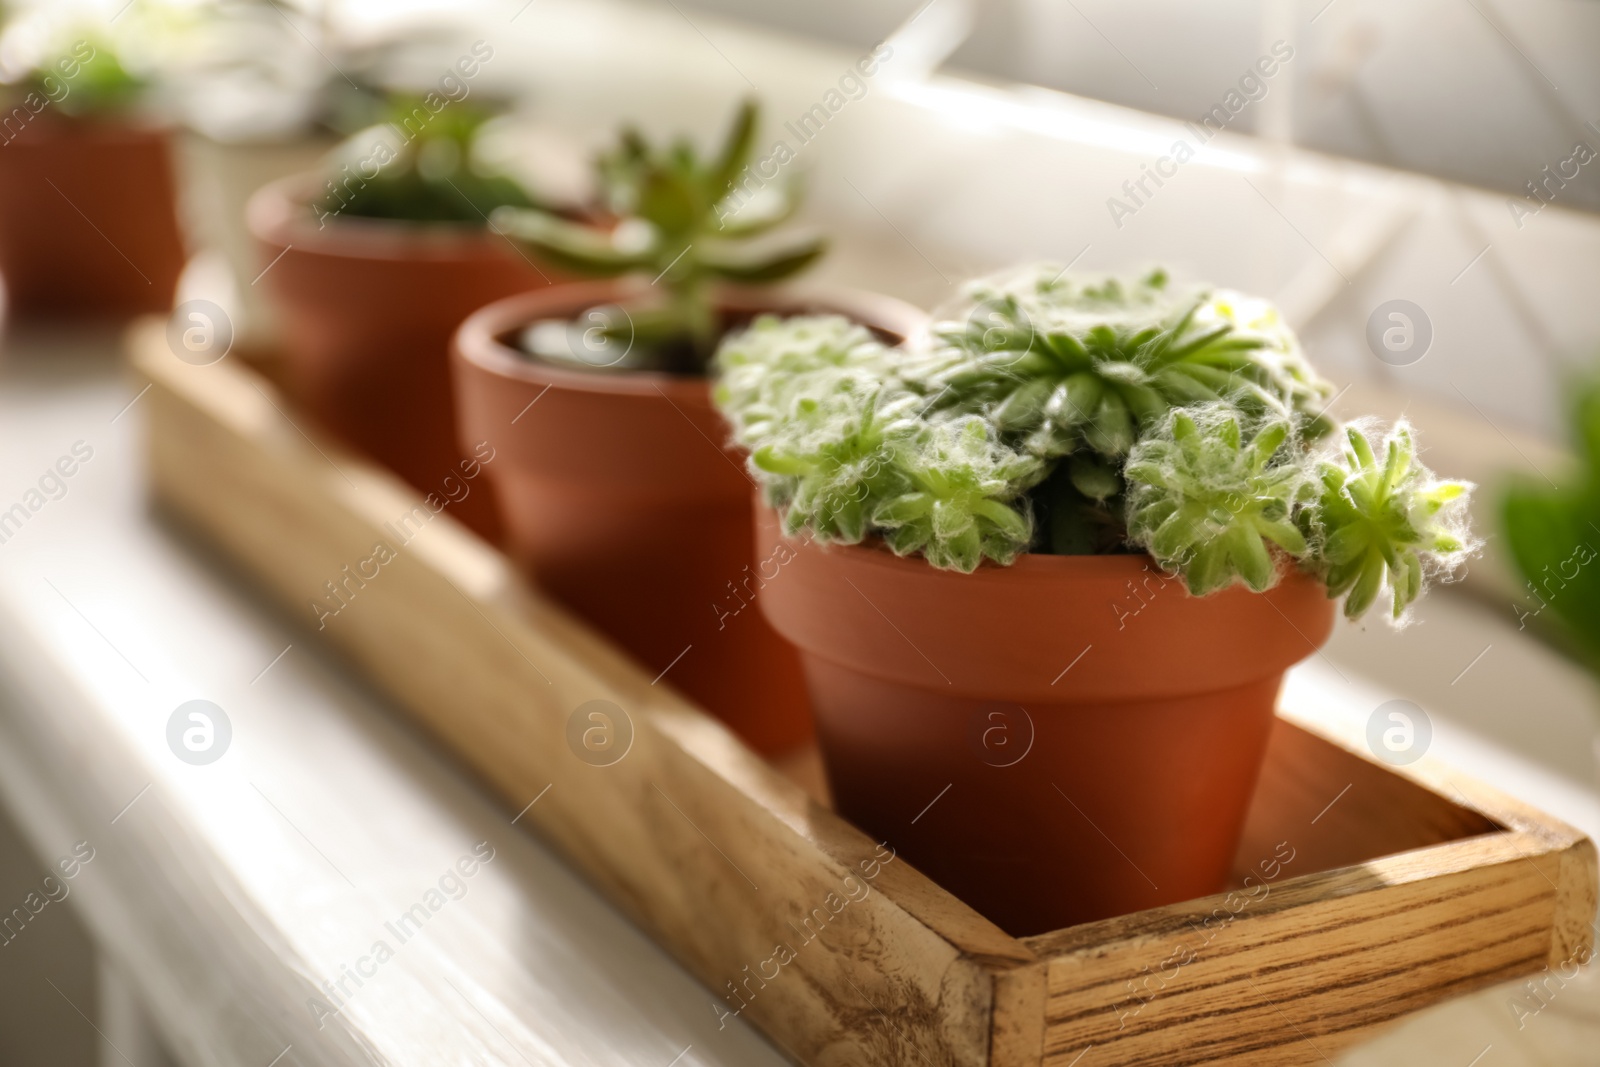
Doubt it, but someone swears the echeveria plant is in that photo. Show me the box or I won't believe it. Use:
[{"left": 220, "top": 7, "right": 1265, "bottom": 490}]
[
  {"left": 494, "top": 99, "right": 826, "bottom": 372},
  {"left": 715, "top": 265, "right": 1476, "bottom": 620}
]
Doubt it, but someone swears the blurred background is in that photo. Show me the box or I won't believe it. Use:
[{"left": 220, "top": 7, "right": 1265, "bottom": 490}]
[{"left": 0, "top": 0, "right": 1597, "bottom": 1063}]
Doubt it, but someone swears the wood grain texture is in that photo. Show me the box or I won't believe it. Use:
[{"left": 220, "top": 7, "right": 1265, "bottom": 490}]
[
  {"left": 134, "top": 324, "right": 1023, "bottom": 1067},
  {"left": 132, "top": 326, "right": 1597, "bottom": 1067},
  {"left": 1031, "top": 840, "right": 1582, "bottom": 1066}
]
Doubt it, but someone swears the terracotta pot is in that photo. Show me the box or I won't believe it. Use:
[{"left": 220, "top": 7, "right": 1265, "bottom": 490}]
[
  {"left": 247, "top": 174, "right": 553, "bottom": 539},
  {"left": 755, "top": 508, "right": 1337, "bottom": 935},
  {"left": 452, "top": 280, "right": 926, "bottom": 756},
  {"left": 0, "top": 118, "right": 185, "bottom": 320}
]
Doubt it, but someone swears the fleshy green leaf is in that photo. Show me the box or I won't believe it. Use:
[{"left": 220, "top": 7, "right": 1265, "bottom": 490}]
[
  {"left": 904, "top": 267, "right": 1334, "bottom": 461},
  {"left": 502, "top": 99, "right": 820, "bottom": 370}
]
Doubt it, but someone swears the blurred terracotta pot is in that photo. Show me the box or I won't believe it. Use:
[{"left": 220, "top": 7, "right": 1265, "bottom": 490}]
[
  {"left": 0, "top": 118, "right": 185, "bottom": 320},
  {"left": 247, "top": 174, "right": 553, "bottom": 539},
  {"left": 755, "top": 507, "right": 1336, "bottom": 935},
  {"left": 452, "top": 280, "right": 925, "bottom": 756}
]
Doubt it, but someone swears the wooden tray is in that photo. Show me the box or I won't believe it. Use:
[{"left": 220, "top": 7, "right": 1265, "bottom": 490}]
[{"left": 130, "top": 324, "right": 1597, "bottom": 1067}]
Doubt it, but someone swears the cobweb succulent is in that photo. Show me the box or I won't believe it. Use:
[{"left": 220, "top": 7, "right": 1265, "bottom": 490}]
[
  {"left": 714, "top": 314, "right": 891, "bottom": 450},
  {"left": 748, "top": 383, "right": 922, "bottom": 545},
  {"left": 727, "top": 338, "right": 922, "bottom": 544},
  {"left": 1123, "top": 404, "right": 1313, "bottom": 595},
  {"left": 905, "top": 266, "right": 1334, "bottom": 461},
  {"left": 711, "top": 265, "right": 1476, "bottom": 619},
  {"left": 1312, "top": 422, "right": 1475, "bottom": 620},
  {"left": 872, "top": 417, "right": 1041, "bottom": 571}
]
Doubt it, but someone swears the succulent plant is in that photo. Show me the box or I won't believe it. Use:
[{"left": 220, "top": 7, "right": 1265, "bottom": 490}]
[
  {"left": 747, "top": 378, "right": 922, "bottom": 544},
  {"left": 907, "top": 267, "right": 1333, "bottom": 461},
  {"left": 872, "top": 417, "right": 1041, "bottom": 571},
  {"left": 713, "top": 265, "right": 1477, "bottom": 620},
  {"left": 1314, "top": 422, "right": 1473, "bottom": 619},
  {"left": 1123, "top": 404, "right": 1312, "bottom": 595},
  {"left": 329, "top": 95, "right": 538, "bottom": 224},
  {"left": 494, "top": 99, "right": 826, "bottom": 371},
  {"left": 715, "top": 313, "right": 891, "bottom": 450}
]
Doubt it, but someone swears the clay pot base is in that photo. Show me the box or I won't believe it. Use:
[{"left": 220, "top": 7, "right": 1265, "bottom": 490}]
[{"left": 808, "top": 659, "right": 1284, "bottom": 935}]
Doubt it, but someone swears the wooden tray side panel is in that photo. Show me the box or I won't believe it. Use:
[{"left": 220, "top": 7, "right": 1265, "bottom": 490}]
[
  {"left": 1035, "top": 839, "right": 1589, "bottom": 1066},
  {"left": 137, "top": 337, "right": 1019, "bottom": 1067}
]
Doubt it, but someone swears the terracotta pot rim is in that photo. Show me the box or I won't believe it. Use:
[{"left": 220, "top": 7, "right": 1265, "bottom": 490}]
[
  {"left": 453, "top": 279, "right": 928, "bottom": 401},
  {"left": 247, "top": 172, "right": 517, "bottom": 262}
]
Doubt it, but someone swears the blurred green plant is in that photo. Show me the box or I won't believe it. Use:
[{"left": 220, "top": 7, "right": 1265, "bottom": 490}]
[
  {"left": 47, "top": 37, "right": 144, "bottom": 117},
  {"left": 714, "top": 264, "right": 1477, "bottom": 621},
  {"left": 0, "top": 30, "right": 146, "bottom": 120},
  {"left": 1504, "top": 380, "right": 1600, "bottom": 666},
  {"left": 494, "top": 99, "right": 826, "bottom": 372},
  {"left": 326, "top": 95, "right": 537, "bottom": 225}
]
